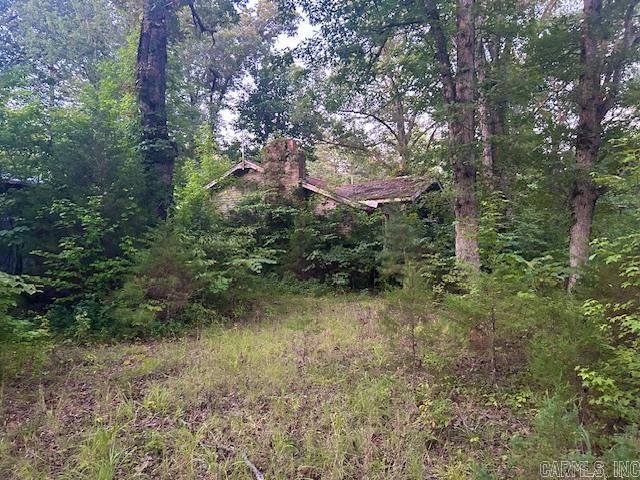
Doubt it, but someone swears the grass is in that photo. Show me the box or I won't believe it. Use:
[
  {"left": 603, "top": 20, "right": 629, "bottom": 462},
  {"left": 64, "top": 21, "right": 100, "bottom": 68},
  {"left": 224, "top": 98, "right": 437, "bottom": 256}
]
[{"left": 1, "top": 295, "right": 532, "bottom": 479}]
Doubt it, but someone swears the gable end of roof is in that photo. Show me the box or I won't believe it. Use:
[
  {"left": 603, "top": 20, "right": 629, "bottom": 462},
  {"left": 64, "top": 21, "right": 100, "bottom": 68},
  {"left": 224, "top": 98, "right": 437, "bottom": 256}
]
[{"left": 204, "top": 160, "right": 265, "bottom": 190}]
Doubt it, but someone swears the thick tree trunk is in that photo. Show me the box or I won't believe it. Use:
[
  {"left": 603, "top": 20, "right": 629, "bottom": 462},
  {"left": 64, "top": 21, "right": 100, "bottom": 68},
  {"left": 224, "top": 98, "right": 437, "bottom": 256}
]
[
  {"left": 137, "top": 0, "right": 175, "bottom": 220},
  {"left": 568, "top": 175, "right": 598, "bottom": 291},
  {"left": 452, "top": 0, "right": 480, "bottom": 270},
  {"left": 450, "top": 121, "right": 481, "bottom": 268},
  {"left": 425, "top": 0, "right": 480, "bottom": 271},
  {"left": 567, "top": 0, "right": 639, "bottom": 291},
  {"left": 567, "top": 0, "right": 603, "bottom": 291}
]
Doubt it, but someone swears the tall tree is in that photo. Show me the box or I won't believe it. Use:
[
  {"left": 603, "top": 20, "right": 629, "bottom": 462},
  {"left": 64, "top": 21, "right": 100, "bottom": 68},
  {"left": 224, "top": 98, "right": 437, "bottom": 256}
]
[
  {"left": 567, "top": 0, "right": 639, "bottom": 291},
  {"left": 424, "top": 0, "right": 480, "bottom": 270},
  {"left": 237, "top": 52, "right": 325, "bottom": 148},
  {"left": 174, "top": 0, "right": 281, "bottom": 134},
  {"left": 475, "top": 5, "right": 513, "bottom": 192},
  {"left": 137, "top": 0, "right": 177, "bottom": 220}
]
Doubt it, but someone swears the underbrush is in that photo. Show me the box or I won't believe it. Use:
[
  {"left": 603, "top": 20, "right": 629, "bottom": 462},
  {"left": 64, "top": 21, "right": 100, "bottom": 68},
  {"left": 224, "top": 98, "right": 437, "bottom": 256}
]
[
  {"left": 378, "top": 253, "right": 640, "bottom": 476},
  {"left": 2, "top": 277, "right": 639, "bottom": 478},
  {"left": 2, "top": 151, "right": 638, "bottom": 476},
  {"left": 1, "top": 296, "right": 435, "bottom": 479},
  {"left": 22, "top": 183, "right": 388, "bottom": 343},
  {"left": 0, "top": 272, "right": 51, "bottom": 381}
]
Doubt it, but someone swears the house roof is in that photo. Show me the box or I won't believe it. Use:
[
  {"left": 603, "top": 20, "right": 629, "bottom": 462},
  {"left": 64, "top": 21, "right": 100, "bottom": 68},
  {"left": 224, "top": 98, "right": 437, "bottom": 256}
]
[
  {"left": 204, "top": 159, "right": 437, "bottom": 210},
  {"left": 301, "top": 180, "right": 376, "bottom": 211},
  {"left": 0, "top": 176, "right": 38, "bottom": 191},
  {"left": 204, "top": 159, "right": 264, "bottom": 190},
  {"left": 305, "top": 176, "right": 328, "bottom": 189},
  {"left": 334, "top": 176, "right": 435, "bottom": 203}
]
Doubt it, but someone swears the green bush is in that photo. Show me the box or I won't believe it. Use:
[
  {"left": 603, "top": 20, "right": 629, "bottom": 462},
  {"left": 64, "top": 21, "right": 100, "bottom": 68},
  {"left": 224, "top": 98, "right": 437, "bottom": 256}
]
[
  {"left": 32, "top": 195, "right": 138, "bottom": 333},
  {"left": 110, "top": 220, "right": 282, "bottom": 338},
  {"left": 288, "top": 206, "right": 383, "bottom": 289},
  {"left": 0, "top": 272, "right": 50, "bottom": 379},
  {"left": 510, "top": 396, "right": 596, "bottom": 478},
  {"left": 575, "top": 233, "right": 640, "bottom": 425}
]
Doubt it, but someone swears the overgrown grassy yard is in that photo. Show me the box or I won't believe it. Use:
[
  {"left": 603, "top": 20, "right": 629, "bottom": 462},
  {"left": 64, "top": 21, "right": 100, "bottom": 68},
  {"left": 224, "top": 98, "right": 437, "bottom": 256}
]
[{"left": 2, "top": 296, "right": 531, "bottom": 479}]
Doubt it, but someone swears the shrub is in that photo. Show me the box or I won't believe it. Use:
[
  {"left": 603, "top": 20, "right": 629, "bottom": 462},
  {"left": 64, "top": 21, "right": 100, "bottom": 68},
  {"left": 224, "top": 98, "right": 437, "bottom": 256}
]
[
  {"left": 510, "top": 396, "right": 596, "bottom": 478},
  {"left": 111, "top": 229, "right": 200, "bottom": 337},
  {"left": 110, "top": 220, "right": 281, "bottom": 338},
  {"left": 288, "top": 206, "right": 383, "bottom": 289},
  {"left": 575, "top": 233, "right": 640, "bottom": 425},
  {"left": 440, "top": 269, "right": 604, "bottom": 398},
  {"left": 415, "top": 382, "right": 455, "bottom": 441},
  {"left": 32, "top": 195, "right": 137, "bottom": 332},
  {"left": 382, "top": 264, "right": 432, "bottom": 366},
  {"left": 0, "top": 272, "right": 50, "bottom": 379}
]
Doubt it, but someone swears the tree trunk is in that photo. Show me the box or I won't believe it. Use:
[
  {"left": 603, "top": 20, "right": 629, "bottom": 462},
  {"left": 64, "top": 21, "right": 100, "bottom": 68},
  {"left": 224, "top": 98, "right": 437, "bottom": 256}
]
[
  {"left": 137, "top": 0, "right": 175, "bottom": 220},
  {"left": 391, "top": 97, "right": 409, "bottom": 175},
  {"left": 476, "top": 34, "right": 508, "bottom": 192},
  {"left": 566, "top": 0, "right": 639, "bottom": 291},
  {"left": 477, "top": 52, "right": 503, "bottom": 190},
  {"left": 425, "top": 0, "right": 480, "bottom": 271},
  {"left": 450, "top": 122, "right": 481, "bottom": 269},
  {"left": 386, "top": 75, "right": 410, "bottom": 175},
  {"left": 451, "top": 0, "right": 480, "bottom": 269},
  {"left": 568, "top": 176, "right": 598, "bottom": 291},
  {"left": 567, "top": 0, "right": 603, "bottom": 291},
  {"left": 478, "top": 89, "right": 494, "bottom": 185}
]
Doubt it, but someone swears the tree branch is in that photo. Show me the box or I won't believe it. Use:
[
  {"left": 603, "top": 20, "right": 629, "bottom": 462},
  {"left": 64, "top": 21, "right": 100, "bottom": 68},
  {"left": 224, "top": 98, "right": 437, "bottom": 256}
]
[
  {"left": 217, "top": 446, "right": 264, "bottom": 480},
  {"left": 411, "top": 122, "right": 438, "bottom": 145},
  {"left": 423, "top": 0, "right": 457, "bottom": 103},
  {"left": 316, "top": 138, "right": 372, "bottom": 152},
  {"left": 423, "top": 124, "right": 440, "bottom": 151},
  {"left": 188, "top": 1, "right": 215, "bottom": 39},
  {"left": 338, "top": 109, "right": 400, "bottom": 141}
]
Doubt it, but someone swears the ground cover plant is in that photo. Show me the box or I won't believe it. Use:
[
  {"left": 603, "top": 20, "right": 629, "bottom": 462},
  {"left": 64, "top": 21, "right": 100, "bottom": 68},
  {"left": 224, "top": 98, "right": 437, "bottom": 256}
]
[{"left": 0, "top": 297, "right": 547, "bottom": 479}]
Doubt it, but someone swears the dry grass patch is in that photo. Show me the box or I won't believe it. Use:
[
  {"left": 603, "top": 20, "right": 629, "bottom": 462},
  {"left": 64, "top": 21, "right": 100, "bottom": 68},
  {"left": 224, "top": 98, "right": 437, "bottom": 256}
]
[{"left": 1, "top": 295, "right": 528, "bottom": 479}]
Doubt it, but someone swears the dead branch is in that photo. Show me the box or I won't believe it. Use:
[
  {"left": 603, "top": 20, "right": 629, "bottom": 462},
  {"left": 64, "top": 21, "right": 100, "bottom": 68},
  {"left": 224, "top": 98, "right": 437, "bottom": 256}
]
[
  {"left": 242, "top": 452, "right": 265, "bottom": 480},
  {"left": 338, "top": 109, "right": 399, "bottom": 141},
  {"left": 218, "top": 445, "right": 265, "bottom": 480}
]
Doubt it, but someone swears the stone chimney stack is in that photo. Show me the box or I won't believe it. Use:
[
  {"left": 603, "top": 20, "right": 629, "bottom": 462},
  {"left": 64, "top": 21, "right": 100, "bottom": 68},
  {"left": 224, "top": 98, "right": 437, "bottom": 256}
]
[{"left": 261, "top": 139, "right": 306, "bottom": 193}]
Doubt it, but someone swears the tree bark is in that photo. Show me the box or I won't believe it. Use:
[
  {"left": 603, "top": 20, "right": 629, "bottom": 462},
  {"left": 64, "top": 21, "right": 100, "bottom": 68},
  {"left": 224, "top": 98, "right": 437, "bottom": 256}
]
[
  {"left": 390, "top": 94, "right": 409, "bottom": 174},
  {"left": 424, "top": 0, "right": 480, "bottom": 271},
  {"left": 137, "top": 0, "right": 176, "bottom": 220},
  {"left": 476, "top": 41, "right": 506, "bottom": 191},
  {"left": 568, "top": 176, "right": 598, "bottom": 291},
  {"left": 567, "top": 0, "right": 603, "bottom": 291},
  {"left": 475, "top": 6, "right": 511, "bottom": 194}
]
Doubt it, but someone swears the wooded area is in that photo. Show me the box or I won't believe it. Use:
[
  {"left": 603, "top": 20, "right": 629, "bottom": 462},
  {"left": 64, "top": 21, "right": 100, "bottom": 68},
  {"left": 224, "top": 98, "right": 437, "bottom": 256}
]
[{"left": 0, "top": 0, "right": 639, "bottom": 478}]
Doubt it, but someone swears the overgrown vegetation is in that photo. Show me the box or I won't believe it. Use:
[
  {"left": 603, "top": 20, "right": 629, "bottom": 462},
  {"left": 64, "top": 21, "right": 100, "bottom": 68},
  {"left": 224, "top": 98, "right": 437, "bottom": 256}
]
[{"left": 1, "top": 0, "right": 639, "bottom": 477}]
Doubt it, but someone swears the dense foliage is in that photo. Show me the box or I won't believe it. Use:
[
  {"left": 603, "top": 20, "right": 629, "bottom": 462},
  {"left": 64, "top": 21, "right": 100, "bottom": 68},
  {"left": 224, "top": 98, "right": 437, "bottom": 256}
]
[{"left": 0, "top": 0, "right": 639, "bottom": 475}]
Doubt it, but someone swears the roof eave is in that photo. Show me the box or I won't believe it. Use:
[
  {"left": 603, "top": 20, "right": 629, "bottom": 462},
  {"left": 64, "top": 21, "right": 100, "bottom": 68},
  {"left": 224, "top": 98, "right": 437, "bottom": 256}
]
[
  {"left": 361, "top": 196, "right": 415, "bottom": 204},
  {"left": 204, "top": 160, "right": 265, "bottom": 190}
]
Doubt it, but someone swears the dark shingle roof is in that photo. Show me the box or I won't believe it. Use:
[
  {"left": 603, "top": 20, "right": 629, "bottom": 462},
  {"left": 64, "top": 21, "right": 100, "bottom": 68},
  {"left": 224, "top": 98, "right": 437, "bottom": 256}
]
[
  {"left": 305, "top": 176, "right": 328, "bottom": 188},
  {"left": 334, "top": 176, "right": 434, "bottom": 202}
]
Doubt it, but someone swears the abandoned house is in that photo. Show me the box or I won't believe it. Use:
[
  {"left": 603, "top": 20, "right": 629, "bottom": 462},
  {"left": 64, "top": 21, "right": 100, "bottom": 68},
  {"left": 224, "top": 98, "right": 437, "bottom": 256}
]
[{"left": 205, "top": 139, "right": 439, "bottom": 214}]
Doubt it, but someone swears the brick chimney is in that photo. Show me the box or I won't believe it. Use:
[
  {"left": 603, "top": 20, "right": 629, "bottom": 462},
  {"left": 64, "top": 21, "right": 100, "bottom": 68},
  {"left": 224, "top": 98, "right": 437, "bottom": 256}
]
[{"left": 261, "top": 139, "right": 306, "bottom": 193}]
